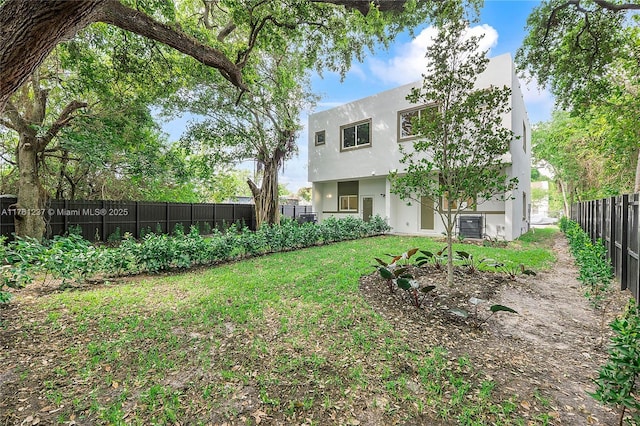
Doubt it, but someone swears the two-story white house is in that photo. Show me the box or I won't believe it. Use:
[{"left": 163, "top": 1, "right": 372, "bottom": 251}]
[{"left": 308, "top": 53, "right": 531, "bottom": 241}]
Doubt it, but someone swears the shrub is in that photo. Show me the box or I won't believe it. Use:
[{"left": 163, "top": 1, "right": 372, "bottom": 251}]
[
  {"left": 560, "top": 218, "right": 613, "bottom": 308},
  {"left": 0, "top": 215, "right": 390, "bottom": 299},
  {"left": 591, "top": 302, "right": 640, "bottom": 425}
]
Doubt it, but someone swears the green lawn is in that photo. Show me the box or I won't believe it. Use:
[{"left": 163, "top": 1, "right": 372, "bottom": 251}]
[{"left": 4, "top": 229, "right": 558, "bottom": 425}]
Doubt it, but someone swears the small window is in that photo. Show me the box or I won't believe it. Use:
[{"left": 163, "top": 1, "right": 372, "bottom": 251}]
[
  {"left": 339, "top": 195, "right": 358, "bottom": 211},
  {"left": 338, "top": 181, "right": 359, "bottom": 211},
  {"left": 398, "top": 104, "right": 437, "bottom": 141},
  {"left": 522, "top": 121, "right": 527, "bottom": 153},
  {"left": 315, "top": 130, "right": 325, "bottom": 146},
  {"left": 340, "top": 120, "right": 371, "bottom": 151}
]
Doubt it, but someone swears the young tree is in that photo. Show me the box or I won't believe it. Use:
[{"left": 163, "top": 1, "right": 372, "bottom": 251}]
[{"left": 389, "top": 5, "right": 517, "bottom": 286}]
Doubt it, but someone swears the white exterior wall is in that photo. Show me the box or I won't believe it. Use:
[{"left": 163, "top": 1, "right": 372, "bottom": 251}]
[{"left": 308, "top": 53, "right": 531, "bottom": 241}]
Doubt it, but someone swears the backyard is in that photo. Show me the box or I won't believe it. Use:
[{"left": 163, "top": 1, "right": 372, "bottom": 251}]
[{"left": 0, "top": 228, "right": 631, "bottom": 425}]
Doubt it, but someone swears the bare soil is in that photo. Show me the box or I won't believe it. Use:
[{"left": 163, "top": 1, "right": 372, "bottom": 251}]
[{"left": 360, "top": 235, "right": 630, "bottom": 425}]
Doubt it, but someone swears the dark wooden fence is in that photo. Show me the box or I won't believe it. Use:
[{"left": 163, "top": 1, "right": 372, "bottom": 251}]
[
  {"left": 571, "top": 193, "right": 639, "bottom": 304},
  {"left": 0, "top": 197, "right": 313, "bottom": 242}
]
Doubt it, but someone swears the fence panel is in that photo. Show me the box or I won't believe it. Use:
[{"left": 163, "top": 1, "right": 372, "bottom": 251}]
[
  {"left": 573, "top": 193, "right": 639, "bottom": 304},
  {"left": 0, "top": 197, "right": 312, "bottom": 241},
  {"left": 627, "top": 194, "right": 639, "bottom": 299}
]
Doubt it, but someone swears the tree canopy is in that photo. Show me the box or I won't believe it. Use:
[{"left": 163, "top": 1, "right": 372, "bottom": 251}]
[
  {"left": 518, "top": 0, "right": 640, "bottom": 194},
  {"left": 0, "top": 0, "right": 436, "bottom": 114}
]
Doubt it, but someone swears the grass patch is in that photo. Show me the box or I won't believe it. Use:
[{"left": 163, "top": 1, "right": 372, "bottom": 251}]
[{"left": 10, "top": 234, "right": 556, "bottom": 425}]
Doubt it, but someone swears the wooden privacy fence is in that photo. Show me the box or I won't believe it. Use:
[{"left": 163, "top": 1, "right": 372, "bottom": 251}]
[
  {"left": 571, "top": 193, "right": 639, "bottom": 304},
  {"left": 0, "top": 197, "right": 313, "bottom": 242}
]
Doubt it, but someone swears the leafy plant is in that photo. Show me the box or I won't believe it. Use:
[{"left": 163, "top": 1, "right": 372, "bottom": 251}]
[
  {"left": 415, "top": 247, "right": 447, "bottom": 270},
  {"left": 375, "top": 248, "right": 418, "bottom": 293},
  {"left": 590, "top": 302, "right": 640, "bottom": 426},
  {"left": 455, "top": 251, "right": 488, "bottom": 274},
  {"left": 397, "top": 277, "right": 436, "bottom": 308},
  {"left": 107, "top": 227, "right": 122, "bottom": 243},
  {"left": 490, "top": 262, "right": 537, "bottom": 280},
  {"left": 450, "top": 298, "right": 518, "bottom": 328},
  {"left": 483, "top": 235, "right": 508, "bottom": 248},
  {"left": 560, "top": 218, "right": 612, "bottom": 308}
]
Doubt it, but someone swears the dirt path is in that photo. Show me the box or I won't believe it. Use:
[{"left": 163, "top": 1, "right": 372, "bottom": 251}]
[
  {"left": 360, "top": 233, "right": 631, "bottom": 425},
  {"left": 493, "top": 235, "right": 628, "bottom": 425}
]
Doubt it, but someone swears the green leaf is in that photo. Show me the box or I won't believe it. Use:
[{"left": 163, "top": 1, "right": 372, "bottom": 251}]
[
  {"left": 397, "top": 278, "right": 412, "bottom": 290},
  {"left": 456, "top": 251, "right": 470, "bottom": 259},
  {"left": 374, "top": 257, "right": 388, "bottom": 267},
  {"left": 379, "top": 268, "right": 393, "bottom": 279},
  {"left": 421, "top": 285, "right": 436, "bottom": 293},
  {"left": 393, "top": 267, "right": 409, "bottom": 277},
  {"left": 490, "top": 304, "right": 518, "bottom": 314}
]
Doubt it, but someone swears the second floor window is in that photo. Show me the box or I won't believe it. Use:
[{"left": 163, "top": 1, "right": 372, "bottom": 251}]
[
  {"left": 398, "top": 104, "right": 437, "bottom": 141},
  {"left": 341, "top": 119, "right": 371, "bottom": 150}
]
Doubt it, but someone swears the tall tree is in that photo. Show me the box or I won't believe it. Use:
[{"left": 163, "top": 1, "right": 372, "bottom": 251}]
[
  {"left": 517, "top": 0, "right": 640, "bottom": 192},
  {"left": 0, "top": 69, "right": 87, "bottom": 238},
  {"left": 389, "top": 3, "right": 517, "bottom": 286},
  {"left": 180, "top": 52, "right": 316, "bottom": 227},
  {"left": 0, "top": 25, "right": 185, "bottom": 238},
  {"left": 0, "top": 0, "right": 434, "bottom": 114},
  {"left": 533, "top": 108, "right": 637, "bottom": 213}
]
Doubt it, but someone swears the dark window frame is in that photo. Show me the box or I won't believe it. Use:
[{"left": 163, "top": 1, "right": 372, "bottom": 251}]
[
  {"left": 315, "top": 130, "right": 326, "bottom": 146},
  {"left": 340, "top": 119, "right": 371, "bottom": 151}
]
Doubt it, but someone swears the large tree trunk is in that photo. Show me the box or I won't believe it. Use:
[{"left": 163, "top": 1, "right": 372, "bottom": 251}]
[
  {"left": 0, "top": 1, "right": 101, "bottom": 114},
  {"left": 14, "top": 135, "right": 46, "bottom": 239},
  {"left": 247, "top": 158, "right": 281, "bottom": 229}
]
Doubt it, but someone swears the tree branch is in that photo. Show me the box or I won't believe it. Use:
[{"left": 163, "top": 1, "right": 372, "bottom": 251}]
[
  {"left": 0, "top": 117, "right": 18, "bottom": 132},
  {"left": 39, "top": 100, "right": 88, "bottom": 148},
  {"left": 309, "top": 0, "right": 411, "bottom": 15},
  {"left": 97, "top": 0, "right": 248, "bottom": 91},
  {"left": 3, "top": 101, "right": 31, "bottom": 135},
  {"left": 592, "top": 0, "right": 640, "bottom": 11}
]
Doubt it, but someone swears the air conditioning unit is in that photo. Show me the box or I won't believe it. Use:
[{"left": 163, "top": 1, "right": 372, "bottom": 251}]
[{"left": 458, "top": 215, "right": 483, "bottom": 239}]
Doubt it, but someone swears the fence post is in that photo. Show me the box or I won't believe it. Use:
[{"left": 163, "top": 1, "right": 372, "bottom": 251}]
[
  {"left": 101, "top": 200, "right": 106, "bottom": 242},
  {"left": 166, "top": 202, "right": 170, "bottom": 234},
  {"left": 621, "top": 194, "right": 629, "bottom": 290},
  {"left": 135, "top": 201, "right": 140, "bottom": 239},
  {"left": 63, "top": 199, "right": 68, "bottom": 235},
  {"left": 609, "top": 196, "right": 616, "bottom": 268},
  {"left": 634, "top": 194, "right": 640, "bottom": 303}
]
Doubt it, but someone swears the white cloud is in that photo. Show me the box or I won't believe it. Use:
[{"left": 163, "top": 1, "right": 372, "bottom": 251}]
[
  {"left": 520, "top": 73, "right": 553, "bottom": 105},
  {"left": 369, "top": 24, "right": 499, "bottom": 86}
]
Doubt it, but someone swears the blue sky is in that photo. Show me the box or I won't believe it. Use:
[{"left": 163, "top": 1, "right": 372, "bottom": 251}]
[{"left": 162, "top": 1, "right": 554, "bottom": 194}]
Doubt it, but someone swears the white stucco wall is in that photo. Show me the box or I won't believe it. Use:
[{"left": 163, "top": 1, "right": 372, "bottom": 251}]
[{"left": 308, "top": 53, "right": 531, "bottom": 241}]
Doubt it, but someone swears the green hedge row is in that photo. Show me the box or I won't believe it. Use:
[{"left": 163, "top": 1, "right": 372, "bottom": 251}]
[
  {"left": 559, "top": 217, "right": 613, "bottom": 307},
  {"left": 0, "top": 215, "right": 391, "bottom": 302}
]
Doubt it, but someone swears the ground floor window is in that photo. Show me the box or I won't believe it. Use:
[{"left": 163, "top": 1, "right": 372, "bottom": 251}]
[
  {"left": 339, "top": 195, "right": 358, "bottom": 211},
  {"left": 338, "top": 181, "right": 359, "bottom": 212}
]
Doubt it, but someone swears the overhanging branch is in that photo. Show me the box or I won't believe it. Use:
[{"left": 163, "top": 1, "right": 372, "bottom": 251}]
[{"left": 97, "top": 0, "right": 248, "bottom": 91}]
